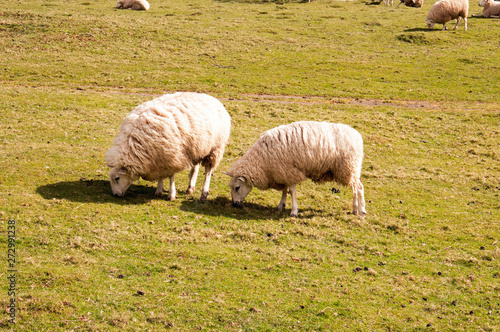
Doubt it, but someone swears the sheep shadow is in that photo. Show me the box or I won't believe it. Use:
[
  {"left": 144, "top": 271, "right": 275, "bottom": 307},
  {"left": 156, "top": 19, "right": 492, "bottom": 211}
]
[
  {"left": 179, "top": 196, "right": 338, "bottom": 221},
  {"left": 36, "top": 178, "right": 157, "bottom": 205},
  {"left": 404, "top": 28, "right": 431, "bottom": 32}
]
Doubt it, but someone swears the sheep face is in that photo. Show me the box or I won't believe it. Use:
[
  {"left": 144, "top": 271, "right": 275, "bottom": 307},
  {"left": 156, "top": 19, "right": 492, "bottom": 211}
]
[
  {"left": 116, "top": 0, "right": 124, "bottom": 8},
  {"left": 426, "top": 19, "right": 436, "bottom": 29},
  {"left": 228, "top": 176, "right": 253, "bottom": 208},
  {"left": 478, "top": 0, "right": 490, "bottom": 6},
  {"left": 108, "top": 166, "right": 135, "bottom": 197}
]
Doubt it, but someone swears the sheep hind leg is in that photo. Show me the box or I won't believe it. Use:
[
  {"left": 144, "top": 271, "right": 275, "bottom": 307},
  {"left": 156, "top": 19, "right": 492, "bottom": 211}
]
[
  {"left": 167, "top": 175, "right": 176, "bottom": 201},
  {"left": 155, "top": 179, "right": 164, "bottom": 197},
  {"left": 351, "top": 180, "right": 367, "bottom": 216},
  {"left": 452, "top": 17, "right": 461, "bottom": 30},
  {"left": 277, "top": 188, "right": 287, "bottom": 211},
  {"left": 289, "top": 185, "right": 299, "bottom": 217},
  {"left": 186, "top": 164, "right": 200, "bottom": 195},
  {"left": 200, "top": 165, "right": 213, "bottom": 203}
]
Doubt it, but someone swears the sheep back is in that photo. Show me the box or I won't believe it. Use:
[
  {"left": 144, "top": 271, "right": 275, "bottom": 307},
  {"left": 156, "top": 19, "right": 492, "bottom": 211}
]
[
  {"left": 427, "top": 0, "right": 469, "bottom": 23},
  {"left": 105, "top": 92, "right": 231, "bottom": 181},
  {"left": 228, "top": 121, "right": 363, "bottom": 190}
]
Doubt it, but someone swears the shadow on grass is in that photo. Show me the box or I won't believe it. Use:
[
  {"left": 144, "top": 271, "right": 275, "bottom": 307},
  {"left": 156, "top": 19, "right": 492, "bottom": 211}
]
[
  {"left": 179, "top": 195, "right": 338, "bottom": 221},
  {"left": 403, "top": 28, "right": 431, "bottom": 32},
  {"left": 36, "top": 178, "right": 158, "bottom": 205}
]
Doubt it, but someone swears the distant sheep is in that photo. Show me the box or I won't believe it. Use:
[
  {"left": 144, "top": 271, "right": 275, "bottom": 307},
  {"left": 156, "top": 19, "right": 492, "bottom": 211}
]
[
  {"left": 116, "top": 0, "right": 150, "bottom": 11},
  {"left": 384, "top": 0, "right": 395, "bottom": 6},
  {"left": 397, "top": 0, "right": 424, "bottom": 7},
  {"left": 475, "top": 0, "right": 500, "bottom": 17},
  {"left": 225, "top": 121, "right": 366, "bottom": 217},
  {"left": 426, "top": 0, "right": 469, "bottom": 30},
  {"left": 105, "top": 92, "right": 231, "bottom": 202}
]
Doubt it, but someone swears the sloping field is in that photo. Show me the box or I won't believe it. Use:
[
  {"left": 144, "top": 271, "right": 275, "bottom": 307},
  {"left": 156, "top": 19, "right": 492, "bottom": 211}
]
[{"left": 0, "top": 0, "right": 499, "bottom": 330}]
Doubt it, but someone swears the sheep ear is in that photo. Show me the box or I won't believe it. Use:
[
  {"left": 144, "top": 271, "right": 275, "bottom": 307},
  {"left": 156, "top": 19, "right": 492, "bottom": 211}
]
[
  {"left": 223, "top": 171, "right": 233, "bottom": 177},
  {"left": 237, "top": 176, "right": 247, "bottom": 183},
  {"left": 106, "top": 164, "right": 113, "bottom": 168},
  {"left": 118, "top": 168, "right": 127, "bottom": 175}
]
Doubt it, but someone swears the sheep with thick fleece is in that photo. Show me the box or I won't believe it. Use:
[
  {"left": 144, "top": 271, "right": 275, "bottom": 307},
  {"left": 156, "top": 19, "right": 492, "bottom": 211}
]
[
  {"left": 105, "top": 92, "right": 231, "bottom": 202},
  {"left": 116, "top": 0, "right": 150, "bottom": 11},
  {"left": 426, "top": 0, "right": 469, "bottom": 30},
  {"left": 477, "top": 0, "right": 500, "bottom": 17},
  {"left": 226, "top": 121, "right": 366, "bottom": 217}
]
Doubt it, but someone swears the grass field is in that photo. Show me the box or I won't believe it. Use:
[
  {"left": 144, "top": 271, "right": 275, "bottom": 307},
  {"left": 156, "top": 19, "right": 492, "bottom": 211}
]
[{"left": 1, "top": 0, "right": 499, "bottom": 330}]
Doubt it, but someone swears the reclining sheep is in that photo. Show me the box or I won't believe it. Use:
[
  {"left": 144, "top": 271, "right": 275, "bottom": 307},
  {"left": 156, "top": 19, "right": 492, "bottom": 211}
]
[
  {"left": 426, "top": 0, "right": 469, "bottom": 30},
  {"left": 105, "top": 92, "right": 231, "bottom": 202},
  {"left": 397, "top": 0, "right": 424, "bottom": 8},
  {"left": 225, "top": 121, "right": 366, "bottom": 217},
  {"left": 116, "top": 0, "right": 150, "bottom": 11},
  {"left": 473, "top": 0, "right": 500, "bottom": 17}
]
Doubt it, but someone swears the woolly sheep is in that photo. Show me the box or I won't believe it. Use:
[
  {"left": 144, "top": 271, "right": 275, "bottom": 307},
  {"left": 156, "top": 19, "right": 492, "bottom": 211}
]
[
  {"left": 116, "top": 0, "right": 150, "bottom": 11},
  {"left": 397, "top": 0, "right": 424, "bottom": 7},
  {"left": 476, "top": 0, "right": 500, "bottom": 17},
  {"left": 225, "top": 121, "right": 366, "bottom": 217},
  {"left": 426, "top": 0, "right": 469, "bottom": 30},
  {"left": 105, "top": 92, "right": 231, "bottom": 202}
]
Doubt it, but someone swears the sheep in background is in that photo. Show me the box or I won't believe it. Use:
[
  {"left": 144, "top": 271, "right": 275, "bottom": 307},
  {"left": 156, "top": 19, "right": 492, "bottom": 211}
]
[
  {"left": 105, "top": 92, "right": 231, "bottom": 202},
  {"left": 225, "top": 121, "right": 366, "bottom": 217},
  {"left": 474, "top": 0, "right": 500, "bottom": 17},
  {"left": 116, "top": 0, "right": 150, "bottom": 11},
  {"left": 384, "top": 0, "right": 395, "bottom": 6},
  {"left": 397, "top": 0, "right": 424, "bottom": 7},
  {"left": 426, "top": 0, "right": 469, "bottom": 30}
]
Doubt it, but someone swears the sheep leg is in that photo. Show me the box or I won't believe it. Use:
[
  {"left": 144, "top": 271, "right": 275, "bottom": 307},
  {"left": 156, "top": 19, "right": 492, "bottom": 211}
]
[
  {"left": 167, "top": 175, "right": 176, "bottom": 201},
  {"left": 442, "top": 23, "right": 448, "bottom": 31},
  {"left": 277, "top": 188, "right": 287, "bottom": 211},
  {"left": 200, "top": 165, "right": 212, "bottom": 203},
  {"left": 155, "top": 179, "right": 164, "bottom": 197},
  {"left": 289, "top": 185, "right": 299, "bottom": 217},
  {"left": 186, "top": 164, "right": 200, "bottom": 195},
  {"left": 353, "top": 180, "right": 367, "bottom": 216},
  {"left": 463, "top": 17, "right": 467, "bottom": 31},
  {"left": 452, "top": 17, "right": 461, "bottom": 30}
]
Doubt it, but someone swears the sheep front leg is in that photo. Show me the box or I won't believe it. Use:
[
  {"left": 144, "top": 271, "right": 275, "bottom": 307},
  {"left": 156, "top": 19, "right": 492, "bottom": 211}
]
[
  {"left": 200, "top": 165, "right": 212, "bottom": 203},
  {"left": 155, "top": 179, "right": 164, "bottom": 197},
  {"left": 277, "top": 187, "right": 287, "bottom": 211},
  {"left": 289, "top": 185, "right": 299, "bottom": 217},
  {"left": 167, "top": 175, "right": 176, "bottom": 201},
  {"left": 186, "top": 164, "right": 200, "bottom": 195}
]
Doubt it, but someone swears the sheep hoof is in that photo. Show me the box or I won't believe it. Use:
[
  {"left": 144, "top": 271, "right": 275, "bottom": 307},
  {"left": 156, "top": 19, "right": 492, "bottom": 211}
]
[
  {"left": 186, "top": 187, "right": 195, "bottom": 195},
  {"left": 167, "top": 194, "right": 176, "bottom": 201},
  {"left": 277, "top": 203, "right": 285, "bottom": 211},
  {"left": 290, "top": 211, "right": 298, "bottom": 217},
  {"left": 155, "top": 191, "right": 163, "bottom": 198},
  {"left": 200, "top": 192, "right": 208, "bottom": 203}
]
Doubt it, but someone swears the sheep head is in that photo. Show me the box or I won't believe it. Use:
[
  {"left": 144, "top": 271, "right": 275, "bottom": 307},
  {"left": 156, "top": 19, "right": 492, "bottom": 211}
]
[
  {"left": 107, "top": 165, "right": 137, "bottom": 197},
  {"left": 225, "top": 172, "right": 253, "bottom": 208},
  {"left": 426, "top": 19, "right": 436, "bottom": 30}
]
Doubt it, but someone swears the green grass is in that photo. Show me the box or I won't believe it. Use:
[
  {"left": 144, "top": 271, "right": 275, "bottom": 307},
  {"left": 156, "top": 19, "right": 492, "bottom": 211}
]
[{"left": 0, "top": 0, "right": 499, "bottom": 331}]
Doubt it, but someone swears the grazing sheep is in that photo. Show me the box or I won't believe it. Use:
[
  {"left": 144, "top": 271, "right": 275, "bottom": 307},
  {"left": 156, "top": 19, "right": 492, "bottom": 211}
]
[
  {"left": 426, "top": 0, "right": 469, "bottom": 30},
  {"left": 116, "top": 0, "right": 150, "bottom": 11},
  {"left": 476, "top": 0, "right": 500, "bottom": 17},
  {"left": 397, "top": 0, "right": 424, "bottom": 7},
  {"left": 105, "top": 92, "right": 231, "bottom": 202},
  {"left": 384, "top": 0, "right": 395, "bottom": 6},
  {"left": 225, "top": 121, "right": 366, "bottom": 217}
]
